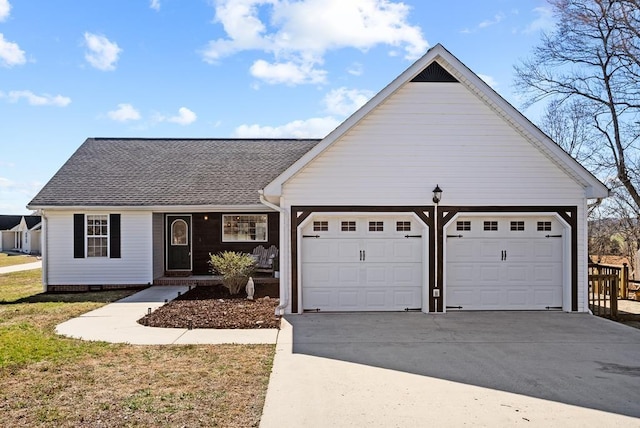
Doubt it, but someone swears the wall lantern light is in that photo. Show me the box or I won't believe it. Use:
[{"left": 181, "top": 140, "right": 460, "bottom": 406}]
[{"left": 432, "top": 184, "right": 443, "bottom": 204}]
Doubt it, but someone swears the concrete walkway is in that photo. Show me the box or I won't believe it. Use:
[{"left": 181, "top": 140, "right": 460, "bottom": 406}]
[
  {"left": 0, "top": 260, "right": 42, "bottom": 274},
  {"left": 260, "top": 312, "right": 640, "bottom": 427},
  {"left": 56, "top": 286, "right": 279, "bottom": 345}
]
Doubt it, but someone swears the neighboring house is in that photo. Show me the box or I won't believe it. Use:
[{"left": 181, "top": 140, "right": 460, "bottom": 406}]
[
  {"left": 0, "top": 215, "right": 42, "bottom": 255},
  {"left": 28, "top": 44, "right": 609, "bottom": 313}
]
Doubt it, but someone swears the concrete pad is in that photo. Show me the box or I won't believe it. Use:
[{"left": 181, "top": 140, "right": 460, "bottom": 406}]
[
  {"left": 260, "top": 312, "right": 640, "bottom": 427},
  {"left": 0, "top": 261, "right": 42, "bottom": 274}
]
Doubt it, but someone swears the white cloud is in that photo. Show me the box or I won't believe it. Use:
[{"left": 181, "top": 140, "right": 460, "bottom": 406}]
[
  {"left": 107, "top": 103, "right": 141, "bottom": 122},
  {"left": 0, "top": 0, "right": 11, "bottom": 22},
  {"left": 478, "top": 13, "right": 505, "bottom": 29},
  {"left": 250, "top": 59, "right": 327, "bottom": 85},
  {"left": 0, "top": 33, "right": 25, "bottom": 67},
  {"left": 150, "top": 0, "right": 160, "bottom": 11},
  {"left": 323, "top": 87, "right": 374, "bottom": 117},
  {"left": 233, "top": 116, "right": 340, "bottom": 138},
  {"left": 169, "top": 107, "right": 197, "bottom": 125},
  {"left": 155, "top": 107, "right": 197, "bottom": 125},
  {"left": 523, "top": 6, "right": 554, "bottom": 34},
  {"left": 202, "top": 0, "right": 428, "bottom": 85},
  {"left": 461, "top": 12, "right": 506, "bottom": 33},
  {"left": 3, "top": 90, "right": 71, "bottom": 106},
  {"left": 347, "top": 62, "right": 364, "bottom": 76},
  {"left": 83, "top": 32, "right": 121, "bottom": 71},
  {"left": 477, "top": 74, "right": 498, "bottom": 89}
]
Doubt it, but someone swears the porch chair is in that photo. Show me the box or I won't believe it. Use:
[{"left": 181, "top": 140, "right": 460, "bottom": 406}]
[{"left": 251, "top": 245, "right": 279, "bottom": 275}]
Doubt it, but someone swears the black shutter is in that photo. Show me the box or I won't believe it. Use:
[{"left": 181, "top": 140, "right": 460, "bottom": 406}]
[
  {"left": 110, "top": 214, "right": 121, "bottom": 259},
  {"left": 73, "top": 214, "right": 85, "bottom": 258}
]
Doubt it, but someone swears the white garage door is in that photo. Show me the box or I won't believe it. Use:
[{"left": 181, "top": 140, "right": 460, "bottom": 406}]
[
  {"left": 446, "top": 216, "right": 563, "bottom": 310},
  {"left": 301, "top": 216, "right": 423, "bottom": 311}
]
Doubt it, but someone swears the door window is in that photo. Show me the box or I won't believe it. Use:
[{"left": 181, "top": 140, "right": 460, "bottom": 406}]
[{"left": 171, "top": 219, "right": 188, "bottom": 245}]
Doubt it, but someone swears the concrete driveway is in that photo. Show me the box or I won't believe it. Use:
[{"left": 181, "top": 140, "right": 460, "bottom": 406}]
[{"left": 260, "top": 312, "right": 640, "bottom": 427}]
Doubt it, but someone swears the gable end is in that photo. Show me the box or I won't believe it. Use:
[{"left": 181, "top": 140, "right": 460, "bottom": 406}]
[{"left": 411, "top": 62, "right": 459, "bottom": 83}]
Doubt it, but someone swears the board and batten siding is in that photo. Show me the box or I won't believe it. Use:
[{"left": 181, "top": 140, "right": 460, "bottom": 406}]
[
  {"left": 281, "top": 82, "right": 592, "bottom": 312},
  {"left": 46, "top": 211, "right": 153, "bottom": 285}
]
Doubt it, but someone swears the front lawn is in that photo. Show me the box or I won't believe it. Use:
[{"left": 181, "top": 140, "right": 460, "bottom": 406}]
[{"left": 0, "top": 270, "right": 275, "bottom": 427}]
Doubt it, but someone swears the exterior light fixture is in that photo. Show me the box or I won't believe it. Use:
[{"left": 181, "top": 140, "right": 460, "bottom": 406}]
[{"left": 432, "top": 184, "right": 443, "bottom": 204}]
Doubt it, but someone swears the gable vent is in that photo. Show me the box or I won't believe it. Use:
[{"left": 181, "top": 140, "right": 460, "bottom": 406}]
[{"left": 411, "top": 62, "right": 459, "bottom": 83}]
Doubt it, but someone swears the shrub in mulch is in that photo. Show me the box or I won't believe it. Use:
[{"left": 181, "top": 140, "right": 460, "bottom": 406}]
[{"left": 138, "top": 284, "right": 281, "bottom": 329}]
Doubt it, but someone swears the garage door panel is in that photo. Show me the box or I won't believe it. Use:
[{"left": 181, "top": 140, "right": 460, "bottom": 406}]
[
  {"left": 446, "top": 216, "right": 564, "bottom": 311},
  {"left": 479, "top": 265, "right": 500, "bottom": 282},
  {"left": 505, "top": 265, "right": 528, "bottom": 282},
  {"left": 364, "top": 266, "right": 387, "bottom": 284},
  {"left": 301, "top": 216, "right": 423, "bottom": 312},
  {"left": 533, "top": 240, "right": 562, "bottom": 260},
  {"left": 337, "top": 265, "right": 361, "bottom": 285}
]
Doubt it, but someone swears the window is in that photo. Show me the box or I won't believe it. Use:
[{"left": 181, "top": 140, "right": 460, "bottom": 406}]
[
  {"left": 341, "top": 221, "right": 356, "bottom": 232},
  {"left": 396, "top": 221, "right": 411, "bottom": 232},
  {"left": 510, "top": 221, "right": 525, "bottom": 231},
  {"left": 457, "top": 221, "right": 471, "bottom": 231},
  {"left": 369, "top": 221, "right": 384, "bottom": 232},
  {"left": 87, "top": 215, "right": 108, "bottom": 257},
  {"left": 171, "top": 220, "right": 188, "bottom": 245},
  {"left": 313, "top": 221, "right": 328, "bottom": 232},
  {"left": 537, "top": 221, "right": 552, "bottom": 231},
  {"left": 483, "top": 221, "right": 498, "bottom": 231},
  {"left": 223, "top": 215, "right": 268, "bottom": 242}
]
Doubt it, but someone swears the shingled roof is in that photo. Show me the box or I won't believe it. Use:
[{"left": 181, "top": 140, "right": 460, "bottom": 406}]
[{"left": 28, "top": 138, "right": 320, "bottom": 207}]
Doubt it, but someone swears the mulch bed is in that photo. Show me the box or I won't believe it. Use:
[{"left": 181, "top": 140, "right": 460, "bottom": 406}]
[{"left": 138, "top": 283, "right": 281, "bottom": 329}]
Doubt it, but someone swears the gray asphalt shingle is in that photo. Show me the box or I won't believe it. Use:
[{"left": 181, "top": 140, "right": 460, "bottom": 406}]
[{"left": 28, "top": 138, "right": 320, "bottom": 207}]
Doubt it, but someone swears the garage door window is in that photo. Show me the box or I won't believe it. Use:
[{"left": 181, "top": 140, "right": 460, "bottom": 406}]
[
  {"left": 483, "top": 221, "right": 498, "bottom": 231},
  {"left": 313, "top": 221, "right": 328, "bottom": 231},
  {"left": 537, "top": 221, "right": 552, "bottom": 231},
  {"left": 369, "top": 221, "right": 384, "bottom": 232},
  {"left": 457, "top": 221, "right": 471, "bottom": 231},
  {"left": 396, "top": 221, "right": 411, "bottom": 232},
  {"left": 510, "top": 221, "right": 525, "bottom": 231},
  {"left": 341, "top": 221, "right": 356, "bottom": 232}
]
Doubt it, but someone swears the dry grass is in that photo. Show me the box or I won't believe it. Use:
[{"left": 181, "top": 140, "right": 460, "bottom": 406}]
[
  {"left": 0, "top": 270, "right": 275, "bottom": 427},
  {"left": 0, "top": 252, "right": 39, "bottom": 268}
]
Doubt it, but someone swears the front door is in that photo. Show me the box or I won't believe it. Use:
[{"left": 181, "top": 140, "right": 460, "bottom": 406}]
[{"left": 166, "top": 215, "right": 192, "bottom": 271}]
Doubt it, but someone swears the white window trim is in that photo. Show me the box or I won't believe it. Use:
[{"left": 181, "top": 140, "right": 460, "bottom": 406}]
[
  {"left": 222, "top": 214, "right": 269, "bottom": 242},
  {"left": 86, "top": 214, "right": 109, "bottom": 258}
]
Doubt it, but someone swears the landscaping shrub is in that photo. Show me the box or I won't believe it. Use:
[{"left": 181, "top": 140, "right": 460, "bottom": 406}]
[{"left": 208, "top": 251, "right": 256, "bottom": 295}]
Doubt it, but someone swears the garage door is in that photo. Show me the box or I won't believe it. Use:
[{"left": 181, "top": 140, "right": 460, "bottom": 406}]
[
  {"left": 446, "top": 216, "right": 563, "bottom": 310},
  {"left": 301, "top": 216, "right": 423, "bottom": 311}
]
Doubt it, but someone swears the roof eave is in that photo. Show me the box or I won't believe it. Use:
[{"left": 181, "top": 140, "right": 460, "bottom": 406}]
[{"left": 28, "top": 204, "right": 276, "bottom": 212}]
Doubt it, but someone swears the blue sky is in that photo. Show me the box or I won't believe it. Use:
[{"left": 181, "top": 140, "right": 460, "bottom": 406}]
[{"left": 0, "top": 0, "right": 554, "bottom": 214}]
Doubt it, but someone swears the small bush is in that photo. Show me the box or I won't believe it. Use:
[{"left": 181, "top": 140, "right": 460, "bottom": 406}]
[{"left": 208, "top": 251, "right": 256, "bottom": 295}]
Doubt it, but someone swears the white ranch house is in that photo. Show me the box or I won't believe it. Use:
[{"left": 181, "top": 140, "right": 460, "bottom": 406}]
[{"left": 28, "top": 44, "right": 608, "bottom": 314}]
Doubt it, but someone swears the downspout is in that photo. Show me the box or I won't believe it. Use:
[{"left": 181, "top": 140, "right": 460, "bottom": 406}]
[{"left": 258, "top": 190, "right": 289, "bottom": 316}]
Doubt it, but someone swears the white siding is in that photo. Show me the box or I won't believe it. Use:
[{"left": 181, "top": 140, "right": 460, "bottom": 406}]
[
  {"left": 46, "top": 210, "right": 153, "bottom": 285},
  {"left": 281, "top": 82, "right": 591, "bottom": 312},
  {"left": 283, "top": 83, "right": 585, "bottom": 206}
]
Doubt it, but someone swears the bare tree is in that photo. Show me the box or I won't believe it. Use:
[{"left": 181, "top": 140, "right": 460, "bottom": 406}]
[{"left": 515, "top": 0, "right": 640, "bottom": 208}]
